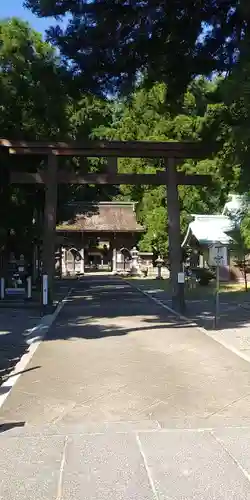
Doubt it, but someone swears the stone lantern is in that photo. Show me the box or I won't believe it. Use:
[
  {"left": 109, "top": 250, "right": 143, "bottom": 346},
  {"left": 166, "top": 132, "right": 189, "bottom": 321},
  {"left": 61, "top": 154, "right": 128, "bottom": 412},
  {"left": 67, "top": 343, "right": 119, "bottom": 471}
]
[
  {"left": 130, "top": 247, "right": 139, "bottom": 276},
  {"left": 155, "top": 256, "right": 164, "bottom": 280}
]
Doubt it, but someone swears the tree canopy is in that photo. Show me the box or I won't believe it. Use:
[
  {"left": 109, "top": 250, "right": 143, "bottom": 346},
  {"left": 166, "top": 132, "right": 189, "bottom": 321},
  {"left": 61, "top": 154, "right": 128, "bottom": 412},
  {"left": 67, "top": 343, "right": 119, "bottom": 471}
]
[
  {"left": 25, "top": 0, "right": 250, "bottom": 100},
  {"left": 0, "top": 17, "right": 69, "bottom": 262},
  {"left": 0, "top": 18, "right": 115, "bottom": 262},
  {"left": 0, "top": 17, "right": 68, "bottom": 140},
  {"left": 97, "top": 80, "right": 234, "bottom": 254}
]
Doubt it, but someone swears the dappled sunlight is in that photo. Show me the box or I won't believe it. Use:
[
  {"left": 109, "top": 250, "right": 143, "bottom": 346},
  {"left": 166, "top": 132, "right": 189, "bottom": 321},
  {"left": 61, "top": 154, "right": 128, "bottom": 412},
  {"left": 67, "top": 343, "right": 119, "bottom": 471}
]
[
  {"left": 127, "top": 276, "right": 250, "bottom": 332},
  {"left": 143, "top": 288, "right": 168, "bottom": 294},
  {"left": 48, "top": 299, "right": 192, "bottom": 341}
]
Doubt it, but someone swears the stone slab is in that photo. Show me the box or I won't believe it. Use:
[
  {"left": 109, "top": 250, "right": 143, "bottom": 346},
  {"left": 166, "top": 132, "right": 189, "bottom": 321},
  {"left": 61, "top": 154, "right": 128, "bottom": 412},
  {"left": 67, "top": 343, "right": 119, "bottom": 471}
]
[
  {"left": 61, "top": 432, "right": 154, "bottom": 500},
  {"left": 138, "top": 430, "right": 250, "bottom": 499},
  {"left": 213, "top": 427, "right": 250, "bottom": 474},
  {"left": 0, "top": 435, "right": 65, "bottom": 500}
]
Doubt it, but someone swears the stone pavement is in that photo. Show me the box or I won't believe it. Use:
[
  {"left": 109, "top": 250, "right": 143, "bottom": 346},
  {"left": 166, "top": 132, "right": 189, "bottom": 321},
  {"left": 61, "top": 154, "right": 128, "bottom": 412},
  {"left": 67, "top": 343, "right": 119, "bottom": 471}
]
[
  {"left": 0, "top": 280, "right": 72, "bottom": 385},
  {"left": 133, "top": 279, "right": 250, "bottom": 358},
  {"left": 1, "top": 276, "right": 250, "bottom": 498},
  {"left": 0, "top": 309, "right": 41, "bottom": 384}
]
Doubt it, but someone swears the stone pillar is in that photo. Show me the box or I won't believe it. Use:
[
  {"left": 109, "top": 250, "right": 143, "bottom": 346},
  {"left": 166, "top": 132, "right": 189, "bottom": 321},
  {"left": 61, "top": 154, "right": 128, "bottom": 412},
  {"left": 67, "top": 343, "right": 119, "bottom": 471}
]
[
  {"left": 80, "top": 248, "right": 85, "bottom": 274},
  {"left": 165, "top": 157, "right": 185, "bottom": 312},
  {"left": 42, "top": 154, "right": 58, "bottom": 303}
]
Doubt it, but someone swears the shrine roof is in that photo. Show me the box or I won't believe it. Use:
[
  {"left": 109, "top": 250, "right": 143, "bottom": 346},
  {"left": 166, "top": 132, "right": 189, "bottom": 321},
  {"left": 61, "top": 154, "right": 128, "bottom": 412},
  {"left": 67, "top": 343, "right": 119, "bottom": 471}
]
[
  {"left": 182, "top": 214, "right": 234, "bottom": 246},
  {"left": 56, "top": 201, "right": 144, "bottom": 233}
]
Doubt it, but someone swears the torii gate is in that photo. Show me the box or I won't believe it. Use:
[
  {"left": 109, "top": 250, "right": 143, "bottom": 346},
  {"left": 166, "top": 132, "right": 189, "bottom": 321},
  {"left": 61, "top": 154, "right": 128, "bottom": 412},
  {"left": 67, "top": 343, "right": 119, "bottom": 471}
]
[{"left": 0, "top": 139, "right": 212, "bottom": 312}]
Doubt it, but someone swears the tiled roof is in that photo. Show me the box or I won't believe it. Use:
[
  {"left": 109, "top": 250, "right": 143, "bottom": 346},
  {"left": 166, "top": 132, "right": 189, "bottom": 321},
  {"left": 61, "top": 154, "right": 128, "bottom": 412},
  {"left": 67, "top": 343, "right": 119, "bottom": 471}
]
[{"left": 56, "top": 202, "right": 144, "bottom": 233}]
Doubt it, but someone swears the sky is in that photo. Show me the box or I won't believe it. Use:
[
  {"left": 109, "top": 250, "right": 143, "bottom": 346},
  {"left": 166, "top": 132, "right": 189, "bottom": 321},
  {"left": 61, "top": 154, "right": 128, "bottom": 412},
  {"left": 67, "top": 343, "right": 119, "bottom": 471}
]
[{"left": 0, "top": 0, "right": 64, "bottom": 36}]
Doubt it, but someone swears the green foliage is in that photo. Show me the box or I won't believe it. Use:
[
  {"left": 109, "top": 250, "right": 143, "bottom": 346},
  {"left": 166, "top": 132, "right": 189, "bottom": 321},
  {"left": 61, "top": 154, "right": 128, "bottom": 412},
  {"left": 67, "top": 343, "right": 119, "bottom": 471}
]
[
  {"left": 25, "top": 0, "right": 247, "bottom": 101},
  {"left": 199, "top": 34, "right": 250, "bottom": 192},
  {"left": 226, "top": 203, "right": 250, "bottom": 291},
  {"left": 99, "top": 80, "right": 233, "bottom": 254},
  {"left": 241, "top": 211, "right": 250, "bottom": 249},
  {"left": 0, "top": 17, "right": 68, "bottom": 139},
  {"left": 0, "top": 18, "right": 69, "bottom": 260},
  {"left": 192, "top": 268, "right": 215, "bottom": 286},
  {"left": 0, "top": 19, "right": 115, "bottom": 254}
]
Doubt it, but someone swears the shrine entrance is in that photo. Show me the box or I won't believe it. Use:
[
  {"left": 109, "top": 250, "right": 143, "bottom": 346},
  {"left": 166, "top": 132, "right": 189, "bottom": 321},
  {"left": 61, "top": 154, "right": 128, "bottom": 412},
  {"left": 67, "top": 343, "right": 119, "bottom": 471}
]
[
  {"left": 57, "top": 201, "right": 144, "bottom": 275},
  {"left": 0, "top": 139, "right": 211, "bottom": 312}
]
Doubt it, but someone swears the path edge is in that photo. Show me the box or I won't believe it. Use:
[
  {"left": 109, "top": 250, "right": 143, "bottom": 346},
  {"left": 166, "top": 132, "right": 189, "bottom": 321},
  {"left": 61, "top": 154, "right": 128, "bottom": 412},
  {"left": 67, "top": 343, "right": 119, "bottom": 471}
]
[
  {"left": 0, "top": 288, "right": 72, "bottom": 410},
  {"left": 124, "top": 278, "right": 250, "bottom": 366}
]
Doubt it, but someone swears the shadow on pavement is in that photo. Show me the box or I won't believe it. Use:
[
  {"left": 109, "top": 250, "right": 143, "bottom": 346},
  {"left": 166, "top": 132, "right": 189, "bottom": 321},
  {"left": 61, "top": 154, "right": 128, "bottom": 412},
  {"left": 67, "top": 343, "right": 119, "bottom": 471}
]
[
  {"left": 44, "top": 278, "right": 194, "bottom": 342},
  {"left": 0, "top": 421, "right": 25, "bottom": 434},
  {"left": 5, "top": 365, "right": 41, "bottom": 380},
  {"left": 0, "top": 280, "right": 71, "bottom": 386},
  {"left": 0, "top": 313, "right": 31, "bottom": 385},
  {"left": 129, "top": 280, "right": 250, "bottom": 331}
]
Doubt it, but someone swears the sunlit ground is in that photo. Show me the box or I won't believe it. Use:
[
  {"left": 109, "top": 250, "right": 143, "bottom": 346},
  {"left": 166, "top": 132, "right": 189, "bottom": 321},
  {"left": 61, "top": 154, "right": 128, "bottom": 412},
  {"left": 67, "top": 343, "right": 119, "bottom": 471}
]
[{"left": 126, "top": 277, "right": 249, "bottom": 297}]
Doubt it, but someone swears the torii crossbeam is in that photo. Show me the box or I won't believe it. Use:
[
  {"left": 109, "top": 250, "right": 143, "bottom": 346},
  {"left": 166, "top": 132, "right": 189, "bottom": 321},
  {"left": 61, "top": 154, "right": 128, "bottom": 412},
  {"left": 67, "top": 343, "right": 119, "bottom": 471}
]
[{"left": 0, "top": 139, "right": 213, "bottom": 312}]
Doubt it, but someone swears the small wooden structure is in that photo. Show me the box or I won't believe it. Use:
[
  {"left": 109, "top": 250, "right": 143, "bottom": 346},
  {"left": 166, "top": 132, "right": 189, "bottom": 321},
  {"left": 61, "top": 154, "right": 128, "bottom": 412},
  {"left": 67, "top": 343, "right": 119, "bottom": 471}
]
[
  {"left": 0, "top": 139, "right": 212, "bottom": 311},
  {"left": 182, "top": 193, "right": 248, "bottom": 282}
]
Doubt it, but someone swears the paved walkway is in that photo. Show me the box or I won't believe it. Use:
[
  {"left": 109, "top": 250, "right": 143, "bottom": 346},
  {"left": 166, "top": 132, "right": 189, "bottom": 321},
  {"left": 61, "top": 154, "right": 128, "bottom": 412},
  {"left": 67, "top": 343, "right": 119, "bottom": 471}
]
[
  {"left": 1, "top": 276, "right": 250, "bottom": 498},
  {"left": 132, "top": 279, "right": 250, "bottom": 357},
  {"left": 0, "top": 309, "right": 41, "bottom": 384},
  {"left": 0, "top": 280, "right": 72, "bottom": 385}
]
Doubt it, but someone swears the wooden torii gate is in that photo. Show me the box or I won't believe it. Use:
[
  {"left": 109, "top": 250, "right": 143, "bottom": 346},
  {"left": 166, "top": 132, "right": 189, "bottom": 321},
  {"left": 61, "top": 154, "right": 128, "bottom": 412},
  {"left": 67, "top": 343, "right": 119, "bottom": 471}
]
[{"left": 0, "top": 139, "right": 212, "bottom": 312}]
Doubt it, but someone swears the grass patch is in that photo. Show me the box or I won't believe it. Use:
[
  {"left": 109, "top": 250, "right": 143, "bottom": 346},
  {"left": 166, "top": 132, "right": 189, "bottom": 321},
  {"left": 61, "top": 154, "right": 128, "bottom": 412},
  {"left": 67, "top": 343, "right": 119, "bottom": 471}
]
[{"left": 126, "top": 277, "right": 249, "bottom": 300}]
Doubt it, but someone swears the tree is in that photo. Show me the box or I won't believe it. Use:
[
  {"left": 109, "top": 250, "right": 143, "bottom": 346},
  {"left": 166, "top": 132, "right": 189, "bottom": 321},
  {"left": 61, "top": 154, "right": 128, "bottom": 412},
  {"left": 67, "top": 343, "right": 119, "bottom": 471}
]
[
  {"left": 0, "top": 18, "right": 69, "bottom": 268},
  {"left": 0, "top": 17, "right": 68, "bottom": 139},
  {"left": 99, "top": 81, "right": 233, "bottom": 254},
  {"left": 57, "top": 93, "right": 117, "bottom": 223},
  {"left": 0, "top": 18, "right": 118, "bottom": 271},
  {"left": 227, "top": 222, "right": 250, "bottom": 292},
  {"left": 198, "top": 33, "right": 250, "bottom": 193},
  {"left": 25, "top": 0, "right": 249, "bottom": 101},
  {"left": 223, "top": 195, "right": 250, "bottom": 291}
]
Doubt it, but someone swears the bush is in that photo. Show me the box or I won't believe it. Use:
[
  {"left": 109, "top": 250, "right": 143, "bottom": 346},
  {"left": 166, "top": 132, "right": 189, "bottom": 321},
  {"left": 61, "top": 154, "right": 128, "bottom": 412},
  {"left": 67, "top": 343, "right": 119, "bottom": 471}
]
[{"left": 191, "top": 267, "right": 215, "bottom": 286}]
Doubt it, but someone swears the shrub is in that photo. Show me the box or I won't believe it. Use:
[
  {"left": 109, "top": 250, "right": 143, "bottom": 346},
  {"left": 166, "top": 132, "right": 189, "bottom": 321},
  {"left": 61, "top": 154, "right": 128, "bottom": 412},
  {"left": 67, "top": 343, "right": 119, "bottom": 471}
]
[{"left": 191, "top": 267, "right": 215, "bottom": 286}]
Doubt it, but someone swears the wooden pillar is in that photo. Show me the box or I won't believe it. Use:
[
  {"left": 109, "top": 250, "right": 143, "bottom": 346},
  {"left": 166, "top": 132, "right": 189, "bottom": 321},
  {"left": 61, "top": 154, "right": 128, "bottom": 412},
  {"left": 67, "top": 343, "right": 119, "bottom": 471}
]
[
  {"left": 165, "top": 157, "right": 185, "bottom": 312},
  {"left": 42, "top": 153, "right": 58, "bottom": 303}
]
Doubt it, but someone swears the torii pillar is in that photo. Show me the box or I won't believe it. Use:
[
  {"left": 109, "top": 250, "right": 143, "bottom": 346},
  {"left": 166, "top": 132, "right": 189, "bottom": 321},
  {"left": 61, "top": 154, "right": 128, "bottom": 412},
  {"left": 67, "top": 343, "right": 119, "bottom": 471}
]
[
  {"left": 42, "top": 153, "right": 58, "bottom": 304},
  {"left": 166, "top": 157, "right": 185, "bottom": 312}
]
